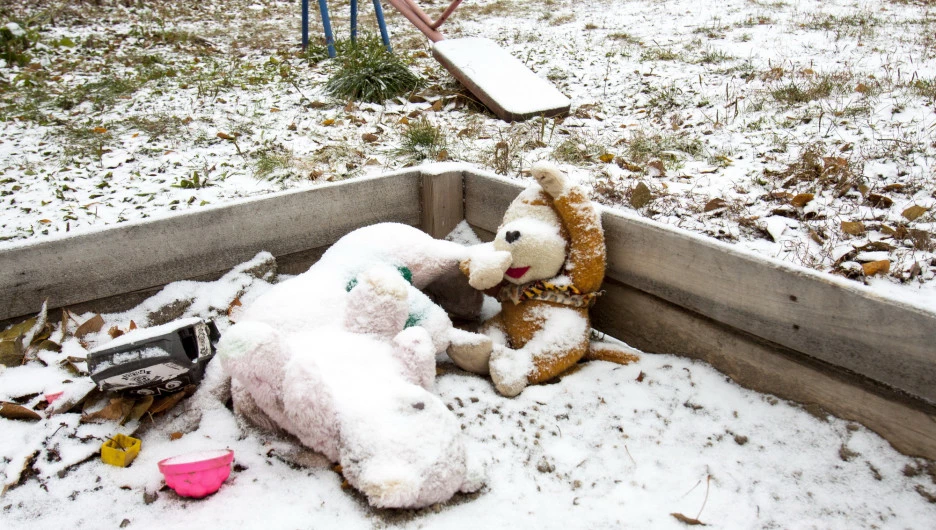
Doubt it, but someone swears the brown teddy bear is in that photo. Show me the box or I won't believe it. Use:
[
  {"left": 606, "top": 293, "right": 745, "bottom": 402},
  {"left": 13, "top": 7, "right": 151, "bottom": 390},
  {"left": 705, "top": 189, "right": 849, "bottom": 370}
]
[{"left": 450, "top": 162, "right": 638, "bottom": 396}]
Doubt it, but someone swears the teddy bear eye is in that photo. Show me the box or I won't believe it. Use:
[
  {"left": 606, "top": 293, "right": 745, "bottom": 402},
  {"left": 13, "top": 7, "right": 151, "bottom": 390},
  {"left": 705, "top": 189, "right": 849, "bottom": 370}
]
[{"left": 505, "top": 231, "right": 521, "bottom": 244}]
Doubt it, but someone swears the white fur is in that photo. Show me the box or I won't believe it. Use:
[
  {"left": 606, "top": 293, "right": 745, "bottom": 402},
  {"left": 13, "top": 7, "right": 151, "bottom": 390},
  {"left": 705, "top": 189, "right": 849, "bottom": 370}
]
[{"left": 217, "top": 223, "right": 486, "bottom": 509}]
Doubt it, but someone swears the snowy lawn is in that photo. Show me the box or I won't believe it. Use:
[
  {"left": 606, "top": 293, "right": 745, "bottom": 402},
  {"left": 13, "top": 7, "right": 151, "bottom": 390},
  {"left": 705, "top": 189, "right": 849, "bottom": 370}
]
[
  {"left": 1, "top": 0, "right": 934, "bottom": 304},
  {"left": 2, "top": 246, "right": 936, "bottom": 528}
]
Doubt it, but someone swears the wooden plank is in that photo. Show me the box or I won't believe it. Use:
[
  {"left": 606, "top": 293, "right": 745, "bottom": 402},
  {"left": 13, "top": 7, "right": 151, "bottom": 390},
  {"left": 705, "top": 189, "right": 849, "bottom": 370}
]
[
  {"left": 600, "top": 211, "right": 936, "bottom": 405},
  {"left": 592, "top": 279, "right": 936, "bottom": 460},
  {"left": 464, "top": 170, "right": 521, "bottom": 232},
  {"left": 420, "top": 168, "right": 464, "bottom": 239},
  {"left": 462, "top": 170, "right": 936, "bottom": 405},
  {"left": 0, "top": 172, "right": 422, "bottom": 322},
  {"left": 432, "top": 37, "right": 570, "bottom": 122}
]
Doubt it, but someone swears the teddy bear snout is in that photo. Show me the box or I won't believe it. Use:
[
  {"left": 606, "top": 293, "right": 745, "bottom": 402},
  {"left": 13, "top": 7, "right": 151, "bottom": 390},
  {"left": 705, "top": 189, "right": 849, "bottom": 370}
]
[{"left": 505, "top": 230, "right": 521, "bottom": 244}]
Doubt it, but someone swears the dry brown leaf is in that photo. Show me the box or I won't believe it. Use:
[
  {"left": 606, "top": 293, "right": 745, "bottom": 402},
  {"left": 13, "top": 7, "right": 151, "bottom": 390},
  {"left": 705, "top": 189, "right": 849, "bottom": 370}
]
[
  {"left": 647, "top": 160, "right": 666, "bottom": 177},
  {"left": 361, "top": 133, "right": 379, "bottom": 143},
  {"left": 108, "top": 326, "right": 124, "bottom": 339},
  {"left": 170, "top": 432, "right": 184, "bottom": 441},
  {"left": 615, "top": 157, "right": 642, "bottom": 172},
  {"left": 0, "top": 402, "right": 41, "bottom": 421},
  {"left": 430, "top": 100, "right": 444, "bottom": 111},
  {"left": 902, "top": 205, "right": 928, "bottom": 222},
  {"left": 862, "top": 260, "right": 891, "bottom": 277},
  {"left": 791, "top": 193, "right": 814, "bottom": 207},
  {"left": 121, "top": 396, "right": 155, "bottom": 426},
  {"left": 840, "top": 221, "right": 866, "bottom": 236},
  {"left": 82, "top": 397, "right": 135, "bottom": 423},
  {"left": 671, "top": 513, "right": 706, "bottom": 526},
  {"left": 599, "top": 153, "right": 615, "bottom": 163},
  {"left": 270, "top": 107, "right": 281, "bottom": 113},
  {"left": 149, "top": 392, "right": 186, "bottom": 415},
  {"left": 866, "top": 193, "right": 893, "bottom": 209},
  {"left": 322, "top": 119, "right": 335, "bottom": 126},
  {"left": 436, "top": 149, "right": 449, "bottom": 161},
  {"left": 703, "top": 198, "right": 727, "bottom": 212},
  {"left": 216, "top": 132, "right": 234, "bottom": 141},
  {"left": 855, "top": 83, "right": 870, "bottom": 94},
  {"left": 92, "top": 126, "right": 108, "bottom": 134},
  {"left": 227, "top": 297, "right": 243, "bottom": 318},
  {"left": 75, "top": 314, "right": 105, "bottom": 338},
  {"left": 630, "top": 182, "right": 652, "bottom": 209},
  {"left": 129, "top": 320, "right": 137, "bottom": 330}
]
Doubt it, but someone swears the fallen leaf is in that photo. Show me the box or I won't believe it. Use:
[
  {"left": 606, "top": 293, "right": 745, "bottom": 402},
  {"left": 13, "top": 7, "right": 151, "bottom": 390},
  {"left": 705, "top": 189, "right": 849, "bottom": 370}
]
[
  {"left": 82, "top": 397, "right": 135, "bottom": 423},
  {"left": 809, "top": 229, "right": 825, "bottom": 244},
  {"left": 361, "top": 133, "right": 379, "bottom": 143},
  {"left": 149, "top": 392, "right": 186, "bottom": 415},
  {"left": 270, "top": 107, "right": 281, "bottom": 113},
  {"left": 855, "top": 83, "right": 870, "bottom": 94},
  {"left": 170, "top": 432, "right": 184, "bottom": 441},
  {"left": 129, "top": 320, "right": 137, "bottom": 330},
  {"left": 322, "top": 119, "right": 335, "bottom": 126},
  {"left": 0, "top": 338, "right": 24, "bottom": 367},
  {"left": 308, "top": 101, "right": 327, "bottom": 109},
  {"left": 287, "top": 122, "right": 297, "bottom": 131},
  {"left": 862, "top": 260, "right": 891, "bottom": 276},
  {"left": 615, "top": 157, "right": 642, "bottom": 172},
  {"left": 399, "top": 116, "right": 411, "bottom": 125},
  {"left": 344, "top": 100, "right": 355, "bottom": 112},
  {"left": 671, "top": 513, "right": 706, "bottom": 526},
  {"left": 436, "top": 149, "right": 449, "bottom": 161},
  {"left": 703, "top": 198, "right": 727, "bottom": 212},
  {"left": 902, "top": 205, "right": 928, "bottom": 222},
  {"left": 38, "top": 219, "right": 51, "bottom": 224},
  {"left": 108, "top": 326, "right": 125, "bottom": 339},
  {"left": 882, "top": 183, "right": 904, "bottom": 193},
  {"left": 75, "top": 314, "right": 105, "bottom": 338},
  {"left": 121, "top": 396, "right": 155, "bottom": 426},
  {"left": 599, "top": 153, "right": 615, "bottom": 163},
  {"left": 0, "top": 402, "right": 41, "bottom": 421},
  {"left": 791, "top": 193, "right": 814, "bottom": 207},
  {"left": 431, "top": 100, "right": 444, "bottom": 111},
  {"left": 840, "top": 221, "right": 866, "bottom": 236},
  {"left": 866, "top": 193, "right": 893, "bottom": 209},
  {"left": 647, "top": 160, "right": 666, "bottom": 177},
  {"left": 636, "top": 371, "right": 646, "bottom": 383},
  {"left": 630, "top": 182, "right": 652, "bottom": 209},
  {"left": 216, "top": 132, "right": 234, "bottom": 141},
  {"left": 92, "top": 127, "right": 108, "bottom": 134}
]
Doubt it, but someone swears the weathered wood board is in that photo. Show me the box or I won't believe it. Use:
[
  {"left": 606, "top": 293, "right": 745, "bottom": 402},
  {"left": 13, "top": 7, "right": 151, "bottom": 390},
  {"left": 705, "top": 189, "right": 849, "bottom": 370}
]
[
  {"left": 0, "top": 171, "right": 422, "bottom": 322},
  {"left": 464, "top": 171, "right": 936, "bottom": 405},
  {"left": 432, "top": 37, "right": 571, "bottom": 122}
]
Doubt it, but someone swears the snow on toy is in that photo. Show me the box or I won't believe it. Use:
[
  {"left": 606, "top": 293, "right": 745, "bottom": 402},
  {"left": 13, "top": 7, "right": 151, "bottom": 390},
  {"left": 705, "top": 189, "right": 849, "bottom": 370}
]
[
  {"left": 217, "top": 223, "right": 492, "bottom": 508},
  {"left": 452, "top": 162, "right": 639, "bottom": 396},
  {"left": 87, "top": 319, "right": 220, "bottom": 398},
  {"left": 158, "top": 449, "right": 234, "bottom": 498}
]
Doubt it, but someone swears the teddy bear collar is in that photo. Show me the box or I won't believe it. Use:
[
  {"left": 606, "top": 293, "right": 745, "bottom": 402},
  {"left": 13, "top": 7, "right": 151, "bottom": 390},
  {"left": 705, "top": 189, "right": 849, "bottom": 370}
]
[{"left": 497, "top": 280, "right": 600, "bottom": 308}]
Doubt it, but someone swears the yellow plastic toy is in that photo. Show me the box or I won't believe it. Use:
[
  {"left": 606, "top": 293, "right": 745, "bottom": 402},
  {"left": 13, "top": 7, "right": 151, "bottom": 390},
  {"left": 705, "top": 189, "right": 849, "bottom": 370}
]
[{"left": 100, "top": 434, "right": 141, "bottom": 467}]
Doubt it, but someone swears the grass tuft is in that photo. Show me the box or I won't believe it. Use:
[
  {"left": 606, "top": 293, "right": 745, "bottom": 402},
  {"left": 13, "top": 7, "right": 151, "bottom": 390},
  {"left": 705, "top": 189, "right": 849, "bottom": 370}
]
[
  {"left": 394, "top": 117, "right": 447, "bottom": 163},
  {"left": 326, "top": 36, "right": 423, "bottom": 104}
]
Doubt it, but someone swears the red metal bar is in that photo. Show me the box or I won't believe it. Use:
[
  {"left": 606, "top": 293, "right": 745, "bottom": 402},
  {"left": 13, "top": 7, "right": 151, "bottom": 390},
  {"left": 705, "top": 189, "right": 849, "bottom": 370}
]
[
  {"left": 431, "top": 0, "right": 463, "bottom": 29},
  {"left": 386, "top": 0, "right": 445, "bottom": 41}
]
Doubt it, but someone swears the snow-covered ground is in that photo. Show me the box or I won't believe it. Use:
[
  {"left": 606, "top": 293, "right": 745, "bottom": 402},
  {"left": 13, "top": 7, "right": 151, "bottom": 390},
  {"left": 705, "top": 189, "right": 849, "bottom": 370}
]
[
  {"left": 2, "top": 1, "right": 936, "bottom": 527},
  {"left": 2, "top": 248, "right": 935, "bottom": 529},
  {"left": 1, "top": 0, "right": 934, "bottom": 301}
]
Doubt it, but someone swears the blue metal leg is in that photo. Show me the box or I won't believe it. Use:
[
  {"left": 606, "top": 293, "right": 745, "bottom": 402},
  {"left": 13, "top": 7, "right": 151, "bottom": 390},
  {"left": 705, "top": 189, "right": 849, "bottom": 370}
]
[
  {"left": 351, "top": 0, "right": 358, "bottom": 42},
  {"left": 318, "top": 0, "right": 336, "bottom": 58},
  {"left": 301, "top": 0, "right": 309, "bottom": 49},
  {"left": 372, "top": 0, "right": 392, "bottom": 53}
]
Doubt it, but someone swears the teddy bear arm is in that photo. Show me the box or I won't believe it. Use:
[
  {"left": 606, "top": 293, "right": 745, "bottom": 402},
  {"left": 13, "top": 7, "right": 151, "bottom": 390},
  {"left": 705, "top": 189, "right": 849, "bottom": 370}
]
[{"left": 552, "top": 187, "right": 607, "bottom": 293}]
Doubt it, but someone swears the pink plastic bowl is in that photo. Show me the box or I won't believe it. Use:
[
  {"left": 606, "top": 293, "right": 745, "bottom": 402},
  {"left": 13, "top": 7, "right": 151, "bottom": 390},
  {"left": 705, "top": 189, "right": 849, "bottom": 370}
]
[{"left": 158, "top": 449, "right": 234, "bottom": 498}]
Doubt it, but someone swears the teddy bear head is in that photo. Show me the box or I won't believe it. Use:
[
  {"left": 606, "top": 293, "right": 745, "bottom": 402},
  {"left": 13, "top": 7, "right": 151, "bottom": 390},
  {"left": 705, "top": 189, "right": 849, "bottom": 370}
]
[{"left": 491, "top": 166, "right": 570, "bottom": 285}]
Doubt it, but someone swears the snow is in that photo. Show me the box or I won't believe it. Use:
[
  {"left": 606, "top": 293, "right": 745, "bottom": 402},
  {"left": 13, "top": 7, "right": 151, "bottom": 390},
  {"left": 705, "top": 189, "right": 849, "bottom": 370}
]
[
  {"left": 432, "top": 37, "right": 570, "bottom": 116},
  {"left": 1, "top": 0, "right": 935, "bottom": 525},
  {"left": 1, "top": 225, "right": 935, "bottom": 526}
]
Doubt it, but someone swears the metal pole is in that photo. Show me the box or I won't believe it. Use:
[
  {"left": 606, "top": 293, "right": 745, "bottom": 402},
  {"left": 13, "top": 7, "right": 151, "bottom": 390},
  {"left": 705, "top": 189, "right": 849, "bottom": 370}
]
[
  {"left": 318, "top": 0, "right": 336, "bottom": 58},
  {"left": 301, "top": 0, "right": 309, "bottom": 49},
  {"left": 350, "top": 0, "right": 358, "bottom": 43},
  {"left": 372, "top": 0, "right": 393, "bottom": 52}
]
